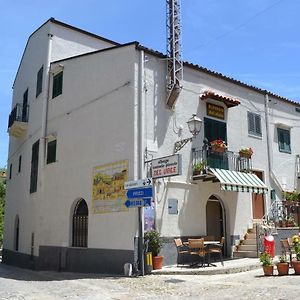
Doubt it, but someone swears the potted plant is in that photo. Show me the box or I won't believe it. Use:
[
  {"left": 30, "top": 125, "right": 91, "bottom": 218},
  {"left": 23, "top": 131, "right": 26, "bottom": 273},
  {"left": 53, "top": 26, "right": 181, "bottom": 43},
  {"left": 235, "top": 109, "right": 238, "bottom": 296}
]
[
  {"left": 144, "top": 229, "right": 164, "bottom": 270},
  {"left": 239, "top": 147, "right": 253, "bottom": 159},
  {"left": 291, "top": 235, "right": 300, "bottom": 274},
  {"left": 210, "top": 139, "right": 227, "bottom": 153},
  {"left": 192, "top": 161, "right": 207, "bottom": 176},
  {"left": 259, "top": 252, "right": 274, "bottom": 276},
  {"left": 277, "top": 254, "right": 289, "bottom": 276}
]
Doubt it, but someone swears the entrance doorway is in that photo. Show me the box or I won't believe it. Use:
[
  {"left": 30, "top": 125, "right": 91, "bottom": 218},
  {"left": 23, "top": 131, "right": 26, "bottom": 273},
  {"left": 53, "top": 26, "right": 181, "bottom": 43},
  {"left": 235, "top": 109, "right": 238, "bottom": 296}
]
[
  {"left": 252, "top": 171, "right": 265, "bottom": 219},
  {"left": 206, "top": 195, "right": 224, "bottom": 241}
]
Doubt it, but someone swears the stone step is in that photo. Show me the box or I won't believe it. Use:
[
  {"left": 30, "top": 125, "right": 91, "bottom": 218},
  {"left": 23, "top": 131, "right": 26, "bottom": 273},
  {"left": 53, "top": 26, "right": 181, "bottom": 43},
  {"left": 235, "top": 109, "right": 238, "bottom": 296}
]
[
  {"left": 241, "top": 239, "right": 257, "bottom": 245},
  {"left": 237, "top": 244, "right": 257, "bottom": 252},
  {"left": 233, "top": 250, "right": 258, "bottom": 258},
  {"left": 245, "top": 233, "right": 256, "bottom": 240}
]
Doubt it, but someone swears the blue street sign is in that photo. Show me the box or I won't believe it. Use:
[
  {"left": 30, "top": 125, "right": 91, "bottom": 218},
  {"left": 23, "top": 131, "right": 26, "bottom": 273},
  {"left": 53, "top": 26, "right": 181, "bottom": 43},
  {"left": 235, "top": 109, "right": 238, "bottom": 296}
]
[
  {"left": 126, "top": 187, "right": 153, "bottom": 199},
  {"left": 125, "top": 198, "right": 151, "bottom": 208}
]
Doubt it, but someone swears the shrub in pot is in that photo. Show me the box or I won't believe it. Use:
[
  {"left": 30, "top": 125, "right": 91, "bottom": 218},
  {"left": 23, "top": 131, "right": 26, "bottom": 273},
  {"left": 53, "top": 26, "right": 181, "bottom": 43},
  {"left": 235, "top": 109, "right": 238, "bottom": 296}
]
[
  {"left": 277, "top": 255, "right": 289, "bottom": 276},
  {"left": 259, "top": 252, "right": 274, "bottom": 276},
  {"left": 144, "top": 229, "right": 164, "bottom": 270}
]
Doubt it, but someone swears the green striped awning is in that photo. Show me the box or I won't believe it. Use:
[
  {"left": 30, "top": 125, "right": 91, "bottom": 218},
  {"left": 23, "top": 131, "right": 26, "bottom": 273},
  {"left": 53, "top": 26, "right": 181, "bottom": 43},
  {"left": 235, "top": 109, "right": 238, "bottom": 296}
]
[{"left": 209, "top": 168, "right": 268, "bottom": 194}]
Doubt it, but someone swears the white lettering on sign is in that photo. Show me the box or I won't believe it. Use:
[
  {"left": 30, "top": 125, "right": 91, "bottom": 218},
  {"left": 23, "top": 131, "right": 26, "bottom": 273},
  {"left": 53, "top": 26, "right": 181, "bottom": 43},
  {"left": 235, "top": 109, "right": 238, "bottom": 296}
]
[
  {"left": 151, "top": 154, "right": 181, "bottom": 179},
  {"left": 133, "top": 191, "right": 143, "bottom": 197}
]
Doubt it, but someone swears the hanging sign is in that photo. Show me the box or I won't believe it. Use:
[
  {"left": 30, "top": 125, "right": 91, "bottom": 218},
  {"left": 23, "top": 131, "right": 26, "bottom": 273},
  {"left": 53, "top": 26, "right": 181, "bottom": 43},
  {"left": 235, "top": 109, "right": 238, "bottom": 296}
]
[
  {"left": 207, "top": 103, "right": 225, "bottom": 120},
  {"left": 151, "top": 154, "right": 181, "bottom": 179}
]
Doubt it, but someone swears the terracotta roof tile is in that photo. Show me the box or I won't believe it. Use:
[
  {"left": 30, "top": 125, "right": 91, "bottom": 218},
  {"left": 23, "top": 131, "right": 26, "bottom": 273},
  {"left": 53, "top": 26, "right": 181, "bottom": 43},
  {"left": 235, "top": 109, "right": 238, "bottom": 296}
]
[{"left": 200, "top": 90, "right": 240, "bottom": 108}]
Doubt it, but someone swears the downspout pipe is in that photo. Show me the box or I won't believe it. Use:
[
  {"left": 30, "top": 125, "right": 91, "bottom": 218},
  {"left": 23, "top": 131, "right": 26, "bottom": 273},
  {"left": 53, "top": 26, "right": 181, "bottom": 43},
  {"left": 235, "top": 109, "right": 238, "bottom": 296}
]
[
  {"left": 138, "top": 49, "right": 145, "bottom": 275},
  {"left": 265, "top": 92, "right": 282, "bottom": 223},
  {"left": 264, "top": 93, "right": 272, "bottom": 176},
  {"left": 40, "top": 33, "right": 53, "bottom": 189}
]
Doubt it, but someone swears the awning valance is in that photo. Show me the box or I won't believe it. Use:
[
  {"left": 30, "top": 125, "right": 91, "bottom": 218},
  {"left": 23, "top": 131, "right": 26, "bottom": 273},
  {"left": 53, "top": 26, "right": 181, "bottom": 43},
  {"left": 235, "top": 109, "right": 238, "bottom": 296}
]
[{"left": 209, "top": 168, "right": 268, "bottom": 194}]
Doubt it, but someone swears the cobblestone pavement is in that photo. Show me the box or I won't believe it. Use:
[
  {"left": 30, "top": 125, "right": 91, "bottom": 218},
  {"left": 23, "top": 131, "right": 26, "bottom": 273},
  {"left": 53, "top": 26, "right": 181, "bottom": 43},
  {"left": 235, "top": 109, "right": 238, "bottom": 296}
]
[{"left": 0, "top": 262, "right": 299, "bottom": 300}]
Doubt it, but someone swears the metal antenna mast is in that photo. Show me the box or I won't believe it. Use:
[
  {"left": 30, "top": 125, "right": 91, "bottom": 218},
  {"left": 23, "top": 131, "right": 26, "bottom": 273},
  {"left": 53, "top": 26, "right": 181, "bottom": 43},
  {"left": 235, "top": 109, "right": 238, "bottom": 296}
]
[{"left": 166, "top": 0, "right": 183, "bottom": 109}]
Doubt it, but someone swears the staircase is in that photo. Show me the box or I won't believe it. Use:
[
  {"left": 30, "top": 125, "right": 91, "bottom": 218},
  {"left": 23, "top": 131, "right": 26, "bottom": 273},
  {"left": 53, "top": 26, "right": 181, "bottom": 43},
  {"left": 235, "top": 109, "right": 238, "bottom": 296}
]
[{"left": 233, "top": 223, "right": 259, "bottom": 258}]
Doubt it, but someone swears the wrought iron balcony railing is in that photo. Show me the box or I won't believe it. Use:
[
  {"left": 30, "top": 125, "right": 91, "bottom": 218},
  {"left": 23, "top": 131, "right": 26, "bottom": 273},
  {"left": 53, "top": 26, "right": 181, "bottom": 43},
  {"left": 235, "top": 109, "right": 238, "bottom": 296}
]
[
  {"left": 8, "top": 103, "right": 29, "bottom": 129},
  {"left": 7, "top": 103, "right": 29, "bottom": 138},
  {"left": 192, "top": 148, "right": 252, "bottom": 175}
]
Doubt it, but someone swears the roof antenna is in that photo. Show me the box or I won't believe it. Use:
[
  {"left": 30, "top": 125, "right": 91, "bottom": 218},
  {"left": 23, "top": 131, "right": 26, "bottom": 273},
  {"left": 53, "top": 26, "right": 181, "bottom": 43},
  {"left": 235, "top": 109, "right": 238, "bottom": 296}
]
[{"left": 166, "top": 0, "right": 183, "bottom": 109}]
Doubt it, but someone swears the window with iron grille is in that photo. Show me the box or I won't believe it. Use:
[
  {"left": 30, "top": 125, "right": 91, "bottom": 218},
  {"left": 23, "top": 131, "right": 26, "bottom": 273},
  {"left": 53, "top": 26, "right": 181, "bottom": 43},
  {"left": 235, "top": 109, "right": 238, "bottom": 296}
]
[
  {"left": 72, "top": 199, "right": 88, "bottom": 247},
  {"left": 247, "top": 112, "right": 262, "bottom": 137},
  {"left": 36, "top": 66, "right": 43, "bottom": 97},
  {"left": 277, "top": 127, "right": 291, "bottom": 153},
  {"left": 30, "top": 140, "right": 39, "bottom": 193},
  {"left": 52, "top": 71, "right": 63, "bottom": 98}
]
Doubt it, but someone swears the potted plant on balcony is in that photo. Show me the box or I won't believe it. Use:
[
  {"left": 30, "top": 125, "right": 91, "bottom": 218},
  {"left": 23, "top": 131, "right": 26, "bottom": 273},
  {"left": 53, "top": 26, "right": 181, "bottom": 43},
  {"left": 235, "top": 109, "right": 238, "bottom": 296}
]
[
  {"left": 259, "top": 252, "right": 274, "bottom": 276},
  {"left": 210, "top": 139, "right": 227, "bottom": 154},
  {"left": 192, "top": 161, "right": 207, "bottom": 176},
  {"left": 144, "top": 229, "right": 164, "bottom": 270},
  {"left": 239, "top": 147, "right": 253, "bottom": 159},
  {"left": 277, "top": 254, "right": 289, "bottom": 276},
  {"left": 283, "top": 191, "right": 300, "bottom": 206}
]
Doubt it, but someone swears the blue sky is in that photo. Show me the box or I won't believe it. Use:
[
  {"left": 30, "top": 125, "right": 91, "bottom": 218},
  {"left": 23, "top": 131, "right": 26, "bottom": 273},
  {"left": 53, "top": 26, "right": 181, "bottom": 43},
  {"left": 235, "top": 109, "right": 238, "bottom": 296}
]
[{"left": 1, "top": 0, "right": 299, "bottom": 167}]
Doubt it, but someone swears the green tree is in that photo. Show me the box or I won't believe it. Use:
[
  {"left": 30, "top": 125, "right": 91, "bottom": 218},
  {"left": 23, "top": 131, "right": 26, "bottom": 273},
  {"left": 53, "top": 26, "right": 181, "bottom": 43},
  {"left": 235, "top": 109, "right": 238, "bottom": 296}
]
[{"left": 0, "top": 181, "right": 5, "bottom": 245}]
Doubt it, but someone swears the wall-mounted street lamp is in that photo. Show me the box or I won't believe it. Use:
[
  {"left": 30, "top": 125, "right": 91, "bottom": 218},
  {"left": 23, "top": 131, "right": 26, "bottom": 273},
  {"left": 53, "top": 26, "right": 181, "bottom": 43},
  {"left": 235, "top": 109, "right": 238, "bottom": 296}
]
[{"left": 174, "top": 114, "right": 202, "bottom": 153}]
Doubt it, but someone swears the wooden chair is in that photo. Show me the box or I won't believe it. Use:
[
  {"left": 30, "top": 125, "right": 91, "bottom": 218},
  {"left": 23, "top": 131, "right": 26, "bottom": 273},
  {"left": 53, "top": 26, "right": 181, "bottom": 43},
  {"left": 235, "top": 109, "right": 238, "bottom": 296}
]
[
  {"left": 208, "top": 237, "right": 225, "bottom": 266},
  {"left": 174, "top": 238, "right": 189, "bottom": 267},
  {"left": 281, "top": 239, "right": 293, "bottom": 263},
  {"left": 203, "top": 235, "right": 215, "bottom": 241},
  {"left": 188, "top": 238, "right": 208, "bottom": 267}
]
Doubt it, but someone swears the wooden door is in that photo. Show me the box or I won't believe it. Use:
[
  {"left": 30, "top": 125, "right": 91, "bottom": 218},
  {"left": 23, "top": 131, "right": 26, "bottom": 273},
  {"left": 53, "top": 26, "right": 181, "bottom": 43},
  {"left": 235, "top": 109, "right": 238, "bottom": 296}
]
[
  {"left": 252, "top": 171, "right": 265, "bottom": 219},
  {"left": 206, "top": 199, "right": 223, "bottom": 240}
]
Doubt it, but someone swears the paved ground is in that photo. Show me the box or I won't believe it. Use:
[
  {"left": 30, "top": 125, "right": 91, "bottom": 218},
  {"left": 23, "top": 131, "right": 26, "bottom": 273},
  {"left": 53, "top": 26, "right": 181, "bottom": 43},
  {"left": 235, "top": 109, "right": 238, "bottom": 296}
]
[{"left": 0, "top": 261, "right": 300, "bottom": 300}]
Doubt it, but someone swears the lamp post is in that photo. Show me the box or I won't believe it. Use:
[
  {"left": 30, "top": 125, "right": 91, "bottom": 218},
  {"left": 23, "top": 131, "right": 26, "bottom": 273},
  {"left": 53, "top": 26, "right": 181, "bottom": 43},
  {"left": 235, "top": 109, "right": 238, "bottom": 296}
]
[{"left": 174, "top": 114, "right": 202, "bottom": 153}]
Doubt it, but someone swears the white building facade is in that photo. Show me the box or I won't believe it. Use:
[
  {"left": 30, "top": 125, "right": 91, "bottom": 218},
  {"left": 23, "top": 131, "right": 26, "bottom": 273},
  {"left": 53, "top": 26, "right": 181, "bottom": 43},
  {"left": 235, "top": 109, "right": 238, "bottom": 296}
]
[{"left": 4, "top": 18, "right": 300, "bottom": 273}]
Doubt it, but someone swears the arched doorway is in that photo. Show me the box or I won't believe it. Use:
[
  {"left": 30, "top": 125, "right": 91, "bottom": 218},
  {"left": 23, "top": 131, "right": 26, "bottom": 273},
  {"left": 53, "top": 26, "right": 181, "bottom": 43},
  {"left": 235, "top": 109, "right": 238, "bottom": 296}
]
[
  {"left": 72, "top": 199, "right": 88, "bottom": 247},
  {"left": 206, "top": 195, "right": 225, "bottom": 248}
]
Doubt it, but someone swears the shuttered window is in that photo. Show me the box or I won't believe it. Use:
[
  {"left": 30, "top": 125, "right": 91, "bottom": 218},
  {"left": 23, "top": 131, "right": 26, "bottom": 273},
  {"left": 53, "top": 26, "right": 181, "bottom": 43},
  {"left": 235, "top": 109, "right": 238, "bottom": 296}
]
[
  {"left": 52, "top": 71, "right": 63, "bottom": 98},
  {"left": 30, "top": 140, "right": 39, "bottom": 193},
  {"left": 36, "top": 66, "right": 43, "bottom": 97},
  {"left": 46, "top": 139, "right": 57, "bottom": 164},
  {"left": 277, "top": 128, "right": 291, "bottom": 153},
  {"left": 248, "top": 112, "right": 262, "bottom": 137}
]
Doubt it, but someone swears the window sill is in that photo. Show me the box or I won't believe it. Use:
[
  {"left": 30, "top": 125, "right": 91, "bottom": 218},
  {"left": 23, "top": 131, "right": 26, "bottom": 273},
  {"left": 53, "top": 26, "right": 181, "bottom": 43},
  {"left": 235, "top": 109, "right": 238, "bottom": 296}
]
[
  {"left": 279, "top": 150, "right": 291, "bottom": 154},
  {"left": 248, "top": 133, "right": 262, "bottom": 140}
]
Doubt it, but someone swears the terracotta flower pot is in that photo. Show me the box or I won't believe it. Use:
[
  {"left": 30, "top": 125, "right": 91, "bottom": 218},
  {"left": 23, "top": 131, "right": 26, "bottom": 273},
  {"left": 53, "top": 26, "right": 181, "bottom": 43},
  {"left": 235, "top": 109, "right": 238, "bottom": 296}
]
[
  {"left": 152, "top": 255, "right": 164, "bottom": 270},
  {"left": 262, "top": 265, "right": 274, "bottom": 276},
  {"left": 277, "top": 262, "right": 289, "bottom": 276},
  {"left": 239, "top": 152, "right": 252, "bottom": 159},
  {"left": 212, "top": 146, "right": 225, "bottom": 153},
  {"left": 292, "top": 260, "right": 300, "bottom": 275}
]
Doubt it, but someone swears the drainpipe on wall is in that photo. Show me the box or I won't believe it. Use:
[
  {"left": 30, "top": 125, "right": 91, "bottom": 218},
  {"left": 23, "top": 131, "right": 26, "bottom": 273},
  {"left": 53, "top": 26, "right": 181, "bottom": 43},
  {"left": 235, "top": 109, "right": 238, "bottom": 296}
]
[
  {"left": 40, "top": 33, "right": 53, "bottom": 189},
  {"left": 264, "top": 93, "right": 282, "bottom": 219},
  {"left": 264, "top": 93, "right": 272, "bottom": 178},
  {"left": 35, "top": 33, "right": 53, "bottom": 256},
  {"left": 138, "top": 49, "right": 145, "bottom": 275}
]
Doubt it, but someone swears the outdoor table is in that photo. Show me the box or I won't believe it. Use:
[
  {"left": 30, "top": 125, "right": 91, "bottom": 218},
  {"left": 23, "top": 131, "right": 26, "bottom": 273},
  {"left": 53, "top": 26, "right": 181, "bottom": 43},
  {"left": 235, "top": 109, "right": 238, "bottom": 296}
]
[{"left": 184, "top": 240, "right": 221, "bottom": 267}]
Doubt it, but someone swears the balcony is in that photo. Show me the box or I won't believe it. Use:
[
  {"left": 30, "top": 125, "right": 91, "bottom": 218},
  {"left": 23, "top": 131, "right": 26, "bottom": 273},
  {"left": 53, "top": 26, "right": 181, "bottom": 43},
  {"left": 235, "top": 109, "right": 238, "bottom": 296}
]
[
  {"left": 8, "top": 103, "right": 29, "bottom": 138},
  {"left": 192, "top": 148, "right": 252, "bottom": 181}
]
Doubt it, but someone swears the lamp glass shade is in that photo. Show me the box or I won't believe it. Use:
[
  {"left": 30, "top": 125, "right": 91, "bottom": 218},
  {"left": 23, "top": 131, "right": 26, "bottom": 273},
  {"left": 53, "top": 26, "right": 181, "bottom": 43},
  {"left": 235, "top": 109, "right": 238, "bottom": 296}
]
[{"left": 187, "top": 114, "right": 202, "bottom": 136}]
